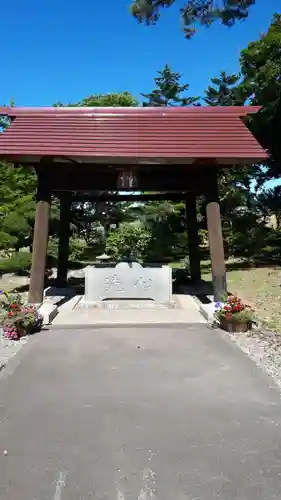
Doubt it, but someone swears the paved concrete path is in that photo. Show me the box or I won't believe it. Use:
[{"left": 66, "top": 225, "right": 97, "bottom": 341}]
[{"left": 1, "top": 326, "right": 281, "bottom": 499}]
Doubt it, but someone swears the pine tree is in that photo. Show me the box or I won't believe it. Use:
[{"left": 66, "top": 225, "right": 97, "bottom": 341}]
[
  {"left": 204, "top": 71, "right": 244, "bottom": 106},
  {"left": 240, "top": 14, "right": 281, "bottom": 178},
  {"left": 0, "top": 164, "right": 37, "bottom": 252},
  {"left": 142, "top": 65, "right": 199, "bottom": 107},
  {"left": 131, "top": 0, "right": 256, "bottom": 39},
  {"left": 202, "top": 69, "right": 260, "bottom": 258}
]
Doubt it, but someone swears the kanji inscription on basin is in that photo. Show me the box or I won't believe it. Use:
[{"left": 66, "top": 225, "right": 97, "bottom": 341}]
[{"left": 84, "top": 262, "right": 172, "bottom": 302}]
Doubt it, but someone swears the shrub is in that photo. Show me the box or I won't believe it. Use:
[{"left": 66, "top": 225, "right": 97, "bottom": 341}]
[
  {"left": 48, "top": 236, "right": 105, "bottom": 265},
  {"left": 0, "top": 231, "right": 17, "bottom": 253},
  {"left": 69, "top": 238, "right": 88, "bottom": 261},
  {"left": 199, "top": 229, "right": 208, "bottom": 246},
  {"left": 47, "top": 237, "right": 58, "bottom": 260},
  {"left": 106, "top": 225, "right": 152, "bottom": 262},
  {"left": 0, "top": 252, "right": 32, "bottom": 275}
]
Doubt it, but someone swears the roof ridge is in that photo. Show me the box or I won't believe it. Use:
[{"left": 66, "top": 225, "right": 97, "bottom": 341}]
[{"left": 0, "top": 106, "right": 261, "bottom": 118}]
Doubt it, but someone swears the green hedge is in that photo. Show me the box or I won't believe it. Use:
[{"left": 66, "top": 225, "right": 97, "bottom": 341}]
[{"left": 0, "top": 252, "right": 32, "bottom": 275}]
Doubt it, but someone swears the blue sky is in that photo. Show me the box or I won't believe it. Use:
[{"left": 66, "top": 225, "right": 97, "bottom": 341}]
[
  {"left": 1, "top": 0, "right": 278, "bottom": 106},
  {"left": 1, "top": 0, "right": 278, "bottom": 190}
]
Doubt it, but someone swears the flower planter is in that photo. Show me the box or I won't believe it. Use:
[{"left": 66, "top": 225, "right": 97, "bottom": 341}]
[
  {"left": 220, "top": 317, "right": 252, "bottom": 333},
  {"left": 17, "top": 325, "right": 27, "bottom": 338},
  {"left": 3, "top": 322, "right": 42, "bottom": 340},
  {"left": 1, "top": 291, "right": 43, "bottom": 341},
  {"left": 26, "top": 324, "right": 42, "bottom": 335},
  {"left": 3, "top": 324, "right": 19, "bottom": 341}
]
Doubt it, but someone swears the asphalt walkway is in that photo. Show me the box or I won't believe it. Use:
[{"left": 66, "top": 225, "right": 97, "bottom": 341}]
[{"left": 0, "top": 325, "right": 281, "bottom": 499}]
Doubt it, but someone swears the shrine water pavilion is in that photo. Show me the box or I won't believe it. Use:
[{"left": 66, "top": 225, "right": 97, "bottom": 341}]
[{"left": 0, "top": 106, "right": 267, "bottom": 304}]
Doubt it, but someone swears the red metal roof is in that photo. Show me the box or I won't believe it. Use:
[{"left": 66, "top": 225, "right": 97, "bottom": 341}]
[{"left": 0, "top": 106, "right": 267, "bottom": 164}]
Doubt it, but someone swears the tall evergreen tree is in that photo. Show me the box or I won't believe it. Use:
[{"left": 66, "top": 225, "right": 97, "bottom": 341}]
[
  {"left": 142, "top": 65, "right": 198, "bottom": 107},
  {"left": 201, "top": 69, "right": 260, "bottom": 258},
  {"left": 0, "top": 165, "right": 37, "bottom": 252},
  {"left": 131, "top": 0, "right": 256, "bottom": 39},
  {"left": 204, "top": 71, "right": 244, "bottom": 106},
  {"left": 239, "top": 14, "right": 281, "bottom": 179},
  {"left": 255, "top": 186, "right": 281, "bottom": 230}
]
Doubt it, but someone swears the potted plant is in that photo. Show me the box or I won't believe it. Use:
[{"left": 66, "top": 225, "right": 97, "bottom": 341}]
[
  {"left": 214, "top": 295, "right": 254, "bottom": 333},
  {"left": 0, "top": 291, "right": 43, "bottom": 340}
]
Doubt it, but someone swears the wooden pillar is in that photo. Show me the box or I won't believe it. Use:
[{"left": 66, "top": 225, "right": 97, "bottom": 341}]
[
  {"left": 185, "top": 192, "right": 201, "bottom": 283},
  {"left": 57, "top": 193, "right": 72, "bottom": 287},
  {"left": 206, "top": 169, "right": 227, "bottom": 302},
  {"left": 28, "top": 176, "right": 51, "bottom": 303}
]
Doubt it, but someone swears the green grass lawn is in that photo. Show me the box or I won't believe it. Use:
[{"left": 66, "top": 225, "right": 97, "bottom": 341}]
[
  {"left": 170, "top": 259, "right": 281, "bottom": 332},
  {"left": 219, "top": 265, "right": 281, "bottom": 332}
]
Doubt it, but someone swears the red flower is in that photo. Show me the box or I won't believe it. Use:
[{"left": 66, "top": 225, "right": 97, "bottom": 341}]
[{"left": 7, "top": 312, "right": 12, "bottom": 318}]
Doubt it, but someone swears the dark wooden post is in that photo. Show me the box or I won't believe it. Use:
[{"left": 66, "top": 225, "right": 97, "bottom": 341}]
[
  {"left": 28, "top": 174, "right": 51, "bottom": 303},
  {"left": 57, "top": 192, "right": 72, "bottom": 287},
  {"left": 185, "top": 192, "right": 201, "bottom": 283},
  {"left": 206, "top": 169, "right": 227, "bottom": 302}
]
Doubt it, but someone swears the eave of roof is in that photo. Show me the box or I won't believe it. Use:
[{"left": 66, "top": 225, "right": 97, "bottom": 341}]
[{"left": 0, "top": 106, "right": 268, "bottom": 164}]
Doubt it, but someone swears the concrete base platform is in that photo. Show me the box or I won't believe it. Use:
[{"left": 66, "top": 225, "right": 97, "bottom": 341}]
[
  {"left": 195, "top": 296, "right": 216, "bottom": 322},
  {"left": 38, "top": 302, "right": 58, "bottom": 325},
  {"left": 44, "top": 286, "right": 75, "bottom": 298},
  {"left": 51, "top": 294, "right": 206, "bottom": 327}
]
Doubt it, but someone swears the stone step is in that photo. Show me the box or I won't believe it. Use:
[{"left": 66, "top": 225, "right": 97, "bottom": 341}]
[
  {"left": 51, "top": 294, "right": 206, "bottom": 326},
  {"left": 77, "top": 299, "right": 178, "bottom": 310}
]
